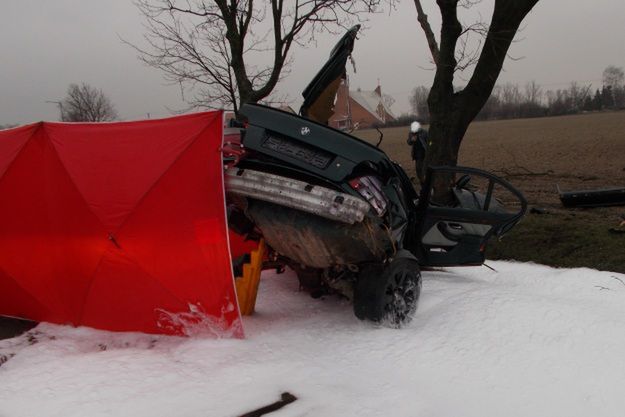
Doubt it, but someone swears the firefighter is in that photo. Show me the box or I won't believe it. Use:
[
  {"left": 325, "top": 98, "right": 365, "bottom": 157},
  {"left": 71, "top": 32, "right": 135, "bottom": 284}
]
[{"left": 407, "top": 121, "right": 429, "bottom": 183}]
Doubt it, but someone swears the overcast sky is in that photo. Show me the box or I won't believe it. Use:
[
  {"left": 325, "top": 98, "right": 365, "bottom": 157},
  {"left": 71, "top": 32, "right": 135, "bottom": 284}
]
[{"left": 2, "top": 0, "right": 625, "bottom": 125}]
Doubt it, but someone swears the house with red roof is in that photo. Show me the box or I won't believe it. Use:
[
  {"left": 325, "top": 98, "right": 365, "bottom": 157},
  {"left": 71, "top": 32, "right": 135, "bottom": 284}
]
[{"left": 329, "top": 79, "right": 396, "bottom": 130}]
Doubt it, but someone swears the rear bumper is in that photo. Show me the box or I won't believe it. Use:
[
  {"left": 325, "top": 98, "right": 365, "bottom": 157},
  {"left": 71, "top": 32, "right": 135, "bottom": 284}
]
[{"left": 225, "top": 168, "right": 370, "bottom": 224}]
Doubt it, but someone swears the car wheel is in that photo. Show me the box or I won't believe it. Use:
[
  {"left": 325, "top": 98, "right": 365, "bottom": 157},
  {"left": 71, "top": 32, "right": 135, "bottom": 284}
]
[{"left": 353, "top": 250, "right": 422, "bottom": 327}]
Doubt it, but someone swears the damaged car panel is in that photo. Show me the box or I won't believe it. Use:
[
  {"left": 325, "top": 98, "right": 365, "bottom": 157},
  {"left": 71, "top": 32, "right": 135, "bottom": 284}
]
[{"left": 300, "top": 24, "right": 360, "bottom": 124}]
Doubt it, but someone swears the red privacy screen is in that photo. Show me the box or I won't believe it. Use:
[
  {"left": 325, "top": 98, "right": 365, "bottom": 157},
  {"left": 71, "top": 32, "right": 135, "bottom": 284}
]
[{"left": 0, "top": 111, "right": 243, "bottom": 337}]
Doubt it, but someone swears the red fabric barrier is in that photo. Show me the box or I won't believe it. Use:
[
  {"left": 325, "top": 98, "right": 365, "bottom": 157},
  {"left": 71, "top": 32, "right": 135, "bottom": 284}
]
[{"left": 0, "top": 112, "right": 243, "bottom": 337}]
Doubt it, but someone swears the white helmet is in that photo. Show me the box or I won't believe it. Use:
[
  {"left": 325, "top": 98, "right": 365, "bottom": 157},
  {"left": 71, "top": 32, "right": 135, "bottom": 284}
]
[{"left": 410, "top": 121, "right": 421, "bottom": 133}]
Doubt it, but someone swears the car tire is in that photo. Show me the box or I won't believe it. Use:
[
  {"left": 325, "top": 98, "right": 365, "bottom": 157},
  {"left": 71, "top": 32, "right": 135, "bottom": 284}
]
[{"left": 353, "top": 250, "right": 422, "bottom": 327}]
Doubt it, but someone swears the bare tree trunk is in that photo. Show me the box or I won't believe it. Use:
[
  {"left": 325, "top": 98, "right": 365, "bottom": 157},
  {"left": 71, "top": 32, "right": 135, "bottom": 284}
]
[{"left": 414, "top": 0, "right": 539, "bottom": 197}]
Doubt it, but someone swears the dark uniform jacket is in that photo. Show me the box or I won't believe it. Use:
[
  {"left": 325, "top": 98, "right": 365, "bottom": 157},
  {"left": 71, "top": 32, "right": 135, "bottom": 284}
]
[{"left": 407, "top": 129, "right": 428, "bottom": 161}]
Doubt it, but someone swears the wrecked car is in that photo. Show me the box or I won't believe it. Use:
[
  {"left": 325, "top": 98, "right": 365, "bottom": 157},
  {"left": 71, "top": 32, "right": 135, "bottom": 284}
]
[{"left": 225, "top": 26, "right": 527, "bottom": 326}]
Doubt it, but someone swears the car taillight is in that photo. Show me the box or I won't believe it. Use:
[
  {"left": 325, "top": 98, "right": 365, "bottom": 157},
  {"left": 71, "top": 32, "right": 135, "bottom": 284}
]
[{"left": 349, "top": 176, "right": 388, "bottom": 216}]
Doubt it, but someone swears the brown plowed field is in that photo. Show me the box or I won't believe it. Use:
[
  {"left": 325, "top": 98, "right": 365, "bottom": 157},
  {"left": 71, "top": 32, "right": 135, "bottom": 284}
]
[{"left": 356, "top": 111, "right": 625, "bottom": 215}]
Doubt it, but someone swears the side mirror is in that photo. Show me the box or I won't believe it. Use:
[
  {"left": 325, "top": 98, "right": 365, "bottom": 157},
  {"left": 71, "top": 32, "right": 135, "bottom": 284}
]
[{"left": 410, "top": 121, "right": 421, "bottom": 133}]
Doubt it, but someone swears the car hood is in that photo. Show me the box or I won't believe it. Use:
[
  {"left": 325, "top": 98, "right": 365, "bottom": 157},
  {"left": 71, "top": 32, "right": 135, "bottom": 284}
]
[{"left": 299, "top": 25, "right": 360, "bottom": 125}]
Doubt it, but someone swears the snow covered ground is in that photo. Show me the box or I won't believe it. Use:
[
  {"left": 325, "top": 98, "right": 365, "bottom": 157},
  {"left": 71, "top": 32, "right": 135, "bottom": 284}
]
[{"left": 2, "top": 261, "right": 625, "bottom": 417}]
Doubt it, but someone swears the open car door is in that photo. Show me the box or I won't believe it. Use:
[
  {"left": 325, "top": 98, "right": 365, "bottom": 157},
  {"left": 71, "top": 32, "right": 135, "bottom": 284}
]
[{"left": 413, "top": 166, "right": 527, "bottom": 267}]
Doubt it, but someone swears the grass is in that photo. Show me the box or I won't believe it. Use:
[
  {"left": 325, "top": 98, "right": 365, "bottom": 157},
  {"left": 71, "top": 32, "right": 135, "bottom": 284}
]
[{"left": 488, "top": 210, "right": 625, "bottom": 273}]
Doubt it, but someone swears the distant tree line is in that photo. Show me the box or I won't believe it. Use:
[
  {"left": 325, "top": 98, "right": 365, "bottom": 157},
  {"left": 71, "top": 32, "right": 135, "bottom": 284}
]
[{"left": 409, "top": 65, "right": 625, "bottom": 124}]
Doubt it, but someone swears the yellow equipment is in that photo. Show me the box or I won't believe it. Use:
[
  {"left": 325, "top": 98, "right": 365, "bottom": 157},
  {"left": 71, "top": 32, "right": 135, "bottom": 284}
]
[{"left": 234, "top": 239, "right": 266, "bottom": 315}]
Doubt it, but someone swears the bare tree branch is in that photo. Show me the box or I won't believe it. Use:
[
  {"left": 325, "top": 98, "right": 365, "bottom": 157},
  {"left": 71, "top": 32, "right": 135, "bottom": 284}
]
[
  {"left": 126, "top": 0, "right": 389, "bottom": 113},
  {"left": 460, "top": 0, "right": 540, "bottom": 123},
  {"left": 413, "top": 0, "right": 439, "bottom": 65}
]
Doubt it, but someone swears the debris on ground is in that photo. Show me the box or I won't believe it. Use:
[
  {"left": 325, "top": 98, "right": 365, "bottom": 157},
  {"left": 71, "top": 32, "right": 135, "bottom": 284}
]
[
  {"left": 238, "top": 393, "right": 297, "bottom": 417},
  {"left": 529, "top": 207, "right": 550, "bottom": 215},
  {"left": 558, "top": 184, "right": 625, "bottom": 208}
]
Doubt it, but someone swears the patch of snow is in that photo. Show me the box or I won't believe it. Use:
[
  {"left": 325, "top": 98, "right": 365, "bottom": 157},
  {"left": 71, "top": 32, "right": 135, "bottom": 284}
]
[
  {"left": 155, "top": 300, "right": 243, "bottom": 338},
  {"left": 1, "top": 261, "right": 625, "bottom": 417}
]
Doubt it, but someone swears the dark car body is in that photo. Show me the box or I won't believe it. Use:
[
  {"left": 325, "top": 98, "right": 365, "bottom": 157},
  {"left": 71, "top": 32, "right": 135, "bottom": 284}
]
[{"left": 225, "top": 27, "right": 527, "bottom": 325}]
